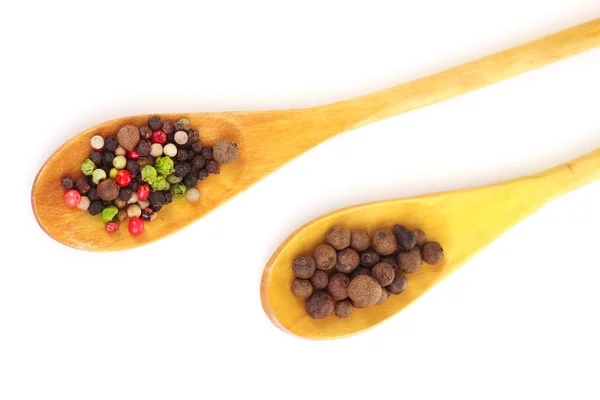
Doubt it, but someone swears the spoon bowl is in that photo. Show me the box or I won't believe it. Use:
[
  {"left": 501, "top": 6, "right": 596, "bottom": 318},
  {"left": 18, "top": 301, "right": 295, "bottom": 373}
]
[
  {"left": 260, "top": 148, "right": 600, "bottom": 339},
  {"left": 31, "top": 19, "right": 600, "bottom": 251}
]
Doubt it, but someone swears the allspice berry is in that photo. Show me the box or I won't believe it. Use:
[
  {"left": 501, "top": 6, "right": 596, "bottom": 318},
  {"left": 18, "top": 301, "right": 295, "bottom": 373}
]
[
  {"left": 326, "top": 225, "right": 351, "bottom": 250},
  {"left": 386, "top": 273, "right": 408, "bottom": 295},
  {"left": 413, "top": 229, "right": 427, "bottom": 247},
  {"left": 393, "top": 224, "right": 407, "bottom": 238},
  {"left": 376, "top": 288, "right": 390, "bottom": 305},
  {"left": 371, "top": 262, "right": 395, "bottom": 286},
  {"left": 348, "top": 275, "right": 382, "bottom": 308},
  {"left": 117, "top": 124, "right": 140, "bottom": 151},
  {"left": 314, "top": 244, "right": 337, "bottom": 271},
  {"left": 291, "top": 279, "right": 314, "bottom": 299},
  {"left": 380, "top": 256, "right": 397, "bottom": 269},
  {"left": 336, "top": 248, "right": 360, "bottom": 274},
  {"left": 292, "top": 255, "right": 316, "bottom": 279},
  {"left": 422, "top": 241, "right": 444, "bottom": 264},
  {"left": 96, "top": 179, "right": 120, "bottom": 201},
  {"left": 335, "top": 300, "right": 354, "bottom": 318},
  {"left": 310, "top": 270, "right": 329, "bottom": 290},
  {"left": 305, "top": 291, "right": 334, "bottom": 319},
  {"left": 397, "top": 248, "right": 422, "bottom": 273},
  {"left": 371, "top": 230, "right": 397, "bottom": 256},
  {"left": 360, "top": 249, "right": 380, "bottom": 268},
  {"left": 350, "top": 229, "right": 370, "bottom": 252},
  {"left": 350, "top": 267, "right": 371, "bottom": 280},
  {"left": 327, "top": 273, "right": 350, "bottom": 301},
  {"left": 398, "top": 231, "right": 417, "bottom": 251},
  {"left": 213, "top": 140, "right": 239, "bottom": 164}
]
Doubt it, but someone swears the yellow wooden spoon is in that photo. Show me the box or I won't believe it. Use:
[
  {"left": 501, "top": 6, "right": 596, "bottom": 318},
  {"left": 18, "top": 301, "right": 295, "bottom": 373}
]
[
  {"left": 260, "top": 147, "right": 600, "bottom": 340},
  {"left": 32, "top": 19, "right": 600, "bottom": 251}
]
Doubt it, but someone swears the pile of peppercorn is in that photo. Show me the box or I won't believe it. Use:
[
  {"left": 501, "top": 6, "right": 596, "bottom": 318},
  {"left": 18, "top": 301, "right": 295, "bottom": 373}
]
[
  {"left": 60, "top": 115, "right": 239, "bottom": 236},
  {"left": 291, "top": 225, "right": 444, "bottom": 319}
]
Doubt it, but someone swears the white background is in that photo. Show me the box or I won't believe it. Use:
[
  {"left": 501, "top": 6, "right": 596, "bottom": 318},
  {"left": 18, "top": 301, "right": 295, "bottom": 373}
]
[{"left": 1, "top": 1, "right": 600, "bottom": 399}]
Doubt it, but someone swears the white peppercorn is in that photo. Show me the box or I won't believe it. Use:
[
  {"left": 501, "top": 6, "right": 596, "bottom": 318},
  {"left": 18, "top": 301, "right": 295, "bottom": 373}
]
[
  {"left": 164, "top": 143, "right": 178, "bottom": 157},
  {"left": 115, "top": 146, "right": 126, "bottom": 156},
  {"left": 127, "top": 204, "right": 142, "bottom": 218},
  {"left": 138, "top": 200, "right": 150, "bottom": 209},
  {"left": 112, "top": 155, "right": 127, "bottom": 169},
  {"left": 186, "top": 188, "right": 200, "bottom": 202},
  {"left": 77, "top": 196, "right": 90, "bottom": 211},
  {"left": 150, "top": 143, "right": 163, "bottom": 158},
  {"left": 174, "top": 131, "right": 188, "bottom": 145},
  {"left": 127, "top": 192, "right": 138, "bottom": 204}
]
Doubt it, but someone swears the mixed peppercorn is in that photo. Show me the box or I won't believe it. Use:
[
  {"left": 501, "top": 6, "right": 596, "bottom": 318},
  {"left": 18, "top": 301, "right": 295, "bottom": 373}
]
[
  {"left": 291, "top": 225, "right": 444, "bottom": 319},
  {"left": 60, "top": 116, "right": 239, "bottom": 236}
]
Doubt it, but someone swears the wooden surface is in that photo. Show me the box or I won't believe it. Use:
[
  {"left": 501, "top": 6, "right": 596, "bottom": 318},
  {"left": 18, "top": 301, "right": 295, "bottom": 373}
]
[
  {"left": 260, "top": 147, "right": 600, "bottom": 340},
  {"left": 32, "top": 19, "right": 600, "bottom": 251}
]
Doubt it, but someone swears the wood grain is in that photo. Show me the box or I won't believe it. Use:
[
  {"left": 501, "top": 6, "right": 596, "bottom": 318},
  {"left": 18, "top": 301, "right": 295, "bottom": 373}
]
[
  {"left": 260, "top": 148, "right": 600, "bottom": 340},
  {"left": 32, "top": 19, "right": 600, "bottom": 251}
]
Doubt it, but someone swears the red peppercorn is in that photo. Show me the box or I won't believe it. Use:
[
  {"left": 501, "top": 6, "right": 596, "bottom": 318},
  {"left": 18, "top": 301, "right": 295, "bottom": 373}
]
[
  {"left": 128, "top": 217, "right": 144, "bottom": 236},
  {"left": 64, "top": 189, "right": 81, "bottom": 207},
  {"left": 151, "top": 130, "right": 167, "bottom": 145},
  {"left": 105, "top": 222, "right": 119, "bottom": 233},
  {"left": 127, "top": 150, "right": 139, "bottom": 160},
  {"left": 115, "top": 170, "right": 132, "bottom": 187},
  {"left": 137, "top": 184, "right": 150, "bottom": 201}
]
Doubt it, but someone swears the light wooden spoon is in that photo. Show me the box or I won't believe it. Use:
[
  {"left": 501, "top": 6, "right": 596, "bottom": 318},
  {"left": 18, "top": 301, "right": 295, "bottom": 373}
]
[
  {"left": 260, "top": 147, "right": 600, "bottom": 340},
  {"left": 32, "top": 19, "right": 600, "bottom": 251}
]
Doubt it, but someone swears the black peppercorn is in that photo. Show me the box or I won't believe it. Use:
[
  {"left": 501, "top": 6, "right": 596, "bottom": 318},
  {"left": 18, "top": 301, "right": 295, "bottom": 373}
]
[
  {"left": 200, "top": 146, "right": 213, "bottom": 160},
  {"left": 174, "top": 119, "right": 190, "bottom": 131},
  {"left": 197, "top": 169, "right": 209, "bottom": 180},
  {"left": 137, "top": 156, "right": 151, "bottom": 167},
  {"left": 192, "top": 141, "right": 203, "bottom": 154},
  {"left": 148, "top": 115, "right": 162, "bottom": 131},
  {"left": 151, "top": 204, "right": 162, "bottom": 212},
  {"left": 126, "top": 160, "right": 140, "bottom": 177},
  {"left": 173, "top": 163, "right": 187, "bottom": 178},
  {"left": 163, "top": 191, "right": 172, "bottom": 204},
  {"left": 187, "top": 149, "right": 196, "bottom": 160},
  {"left": 136, "top": 140, "right": 152, "bottom": 157},
  {"left": 104, "top": 136, "right": 118, "bottom": 152},
  {"left": 176, "top": 150, "right": 188, "bottom": 162},
  {"left": 191, "top": 155, "right": 206, "bottom": 170},
  {"left": 102, "top": 151, "right": 114, "bottom": 166},
  {"left": 74, "top": 177, "right": 91, "bottom": 194},
  {"left": 60, "top": 176, "right": 74, "bottom": 190},
  {"left": 360, "top": 249, "right": 380, "bottom": 268},
  {"left": 162, "top": 121, "right": 174, "bottom": 135},
  {"left": 182, "top": 173, "right": 198, "bottom": 188},
  {"left": 149, "top": 191, "right": 166, "bottom": 207},
  {"left": 207, "top": 160, "right": 220, "bottom": 175},
  {"left": 102, "top": 200, "right": 112, "bottom": 206},
  {"left": 88, "top": 200, "right": 103, "bottom": 216},
  {"left": 87, "top": 175, "right": 97, "bottom": 187},
  {"left": 118, "top": 188, "right": 133, "bottom": 202},
  {"left": 139, "top": 125, "right": 152, "bottom": 140},
  {"left": 89, "top": 150, "right": 102, "bottom": 166},
  {"left": 128, "top": 180, "right": 139, "bottom": 191},
  {"left": 99, "top": 165, "right": 111, "bottom": 176},
  {"left": 187, "top": 130, "right": 199, "bottom": 144},
  {"left": 167, "top": 133, "right": 175, "bottom": 143},
  {"left": 135, "top": 174, "right": 144, "bottom": 184},
  {"left": 141, "top": 209, "right": 152, "bottom": 221},
  {"left": 87, "top": 187, "right": 99, "bottom": 201}
]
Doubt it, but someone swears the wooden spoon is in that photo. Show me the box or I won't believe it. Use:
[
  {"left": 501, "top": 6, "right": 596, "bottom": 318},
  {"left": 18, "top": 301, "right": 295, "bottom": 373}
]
[
  {"left": 32, "top": 19, "right": 600, "bottom": 251},
  {"left": 260, "top": 147, "right": 600, "bottom": 340}
]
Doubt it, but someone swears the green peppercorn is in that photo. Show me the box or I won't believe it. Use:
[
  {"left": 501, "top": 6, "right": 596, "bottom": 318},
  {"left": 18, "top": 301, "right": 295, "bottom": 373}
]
[
  {"left": 141, "top": 165, "right": 157, "bottom": 183},
  {"left": 167, "top": 174, "right": 182, "bottom": 184},
  {"left": 150, "top": 176, "right": 170, "bottom": 191},
  {"left": 170, "top": 183, "right": 187, "bottom": 198},
  {"left": 92, "top": 168, "right": 107, "bottom": 184},
  {"left": 155, "top": 156, "right": 175, "bottom": 176},
  {"left": 101, "top": 205, "right": 119, "bottom": 222},
  {"left": 81, "top": 159, "right": 95, "bottom": 176}
]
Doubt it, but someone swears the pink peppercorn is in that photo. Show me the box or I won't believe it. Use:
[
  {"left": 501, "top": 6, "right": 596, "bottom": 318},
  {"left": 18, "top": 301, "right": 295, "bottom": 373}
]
[
  {"left": 115, "top": 170, "right": 132, "bottom": 187},
  {"left": 137, "top": 184, "right": 150, "bottom": 201},
  {"left": 151, "top": 130, "right": 167, "bottom": 145},
  {"left": 105, "top": 222, "right": 119, "bottom": 233},
  {"left": 128, "top": 217, "right": 144, "bottom": 236},
  {"left": 127, "top": 150, "right": 139, "bottom": 160},
  {"left": 64, "top": 189, "right": 81, "bottom": 207}
]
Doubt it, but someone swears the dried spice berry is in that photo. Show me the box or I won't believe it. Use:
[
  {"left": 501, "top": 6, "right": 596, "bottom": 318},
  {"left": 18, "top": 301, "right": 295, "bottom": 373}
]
[
  {"left": 96, "top": 179, "right": 120, "bottom": 201},
  {"left": 174, "top": 130, "right": 188, "bottom": 145},
  {"left": 86, "top": 187, "right": 99, "bottom": 201},
  {"left": 360, "top": 250, "right": 380, "bottom": 268},
  {"left": 115, "top": 209, "right": 128, "bottom": 222},
  {"left": 162, "top": 121, "right": 174, "bottom": 135},
  {"left": 213, "top": 140, "right": 239, "bottom": 164},
  {"left": 413, "top": 229, "right": 427, "bottom": 247},
  {"left": 126, "top": 159, "right": 140, "bottom": 177},
  {"left": 380, "top": 256, "right": 398, "bottom": 269},
  {"left": 292, "top": 255, "right": 316, "bottom": 279},
  {"left": 149, "top": 191, "right": 166, "bottom": 208},
  {"left": 422, "top": 242, "right": 444, "bottom": 264},
  {"left": 376, "top": 288, "right": 390, "bottom": 305},
  {"left": 291, "top": 279, "right": 314, "bottom": 298},
  {"left": 200, "top": 146, "right": 213, "bottom": 160},
  {"left": 335, "top": 300, "right": 353, "bottom": 318},
  {"left": 207, "top": 160, "right": 220, "bottom": 175},
  {"left": 173, "top": 163, "right": 189, "bottom": 178},
  {"left": 88, "top": 150, "right": 102, "bottom": 166},
  {"left": 314, "top": 244, "right": 336, "bottom": 271},
  {"left": 372, "top": 230, "right": 397, "bottom": 256},
  {"left": 117, "top": 124, "right": 140, "bottom": 151},
  {"left": 139, "top": 126, "right": 152, "bottom": 140},
  {"left": 182, "top": 173, "right": 198, "bottom": 189},
  {"left": 128, "top": 180, "right": 139, "bottom": 191},
  {"left": 176, "top": 149, "right": 188, "bottom": 162},
  {"left": 128, "top": 217, "right": 144, "bottom": 236},
  {"left": 350, "top": 267, "right": 371, "bottom": 280},
  {"left": 327, "top": 273, "right": 350, "bottom": 301},
  {"left": 350, "top": 229, "right": 370, "bottom": 252},
  {"left": 60, "top": 176, "right": 74, "bottom": 190},
  {"left": 174, "top": 118, "right": 190, "bottom": 131},
  {"left": 88, "top": 200, "right": 103, "bottom": 216},
  {"left": 305, "top": 291, "right": 334, "bottom": 319},
  {"left": 136, "top": 140, "right": 152, "bottom": 157},
  {"left": 326, "top": 225, "right": 351, "bottom": 250},
  {"left": 148, "top": 115, "right": 162, "bottom": 131},
  {"left": 191, "top": 155, "right": 206, "bottom": 170},
  {"left": 104, "top": 136, "right": 118, "bottom": 152},
  {"left": 118, "top": 188, "right": 133, "bottom": 202},
  {"left": 398, "top": 231, "right": 416, "bottom": 251},
  {"left": 192, "top": 141, "right": 203, "bottom": 154},
  {"left": 187, "top": 149, "right": 196, "bottom": 160},
  {"left": 64, "top": 189, "right": 81, "bottom": 207},
  {"left": 187, "top": 130, "right": 199, "bottom": 144},
  {"left": 197, "top": 169, "right": 209, "bottom": 181},
  {"left": 397, "top": 248, "right": 422, "bottom": 273},
  {"left": 348, "top": 275, "right": 382, "bottom": 308},
  {"left": 386, "top": 273, "right": 408, "bottom": 295},
  {"left": 336, "top": 248, "right": 360, "bottom": 274},
  {"left": 393, "top": 224, "right": 407, "bottom": 238},
  {"left": 74, "top": 177, "right": 91, "bottom": 195},
  {"left": 310, "top": 270, "right": 329, "bottom": 290},
  {"left": 371, "top": 262, "right": 395, "bottom": 286},
  {"left": 140, "top": 209, "right": 152, "bottom": 221}
]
